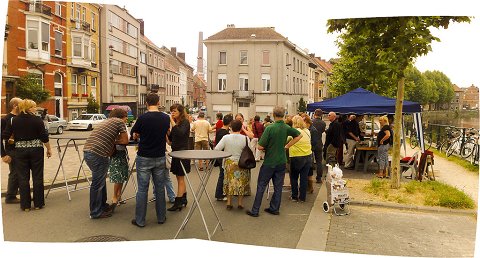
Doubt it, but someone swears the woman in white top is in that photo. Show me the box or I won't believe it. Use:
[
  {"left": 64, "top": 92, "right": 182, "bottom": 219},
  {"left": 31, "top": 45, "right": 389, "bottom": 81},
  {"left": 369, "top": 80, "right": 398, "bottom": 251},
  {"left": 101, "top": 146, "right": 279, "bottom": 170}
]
[{"left": 214, "top": 120, "right": 251, "bottom": 210}]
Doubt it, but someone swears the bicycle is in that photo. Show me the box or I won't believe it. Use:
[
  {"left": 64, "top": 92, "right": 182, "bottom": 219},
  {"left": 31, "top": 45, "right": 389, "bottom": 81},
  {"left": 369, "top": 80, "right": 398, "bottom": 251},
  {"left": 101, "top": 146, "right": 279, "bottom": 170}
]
[
  {"left": 437, "top": 127, "right": 461, "bottom": 154},
  {"left": 460, "top": 128, "right": 479, "bottom": 159},
  {"left": 446, "top": 132, "right": 464, "bottom": 157},
  {"left": 409, "top": 128, "right": 432, "bottom": 150}
]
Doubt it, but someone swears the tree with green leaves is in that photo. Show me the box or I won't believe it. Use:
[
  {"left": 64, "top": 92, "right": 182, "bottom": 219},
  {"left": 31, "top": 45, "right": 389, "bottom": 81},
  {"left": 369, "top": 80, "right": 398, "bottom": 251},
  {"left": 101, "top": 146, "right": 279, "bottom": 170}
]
[
  {"left": 328, "top": 16, "right": 470, "bottom": 188},
  {"left": 424, "top": 70, "right": 454, "bottom": 110},
  {"left": 86, "top": 94, "right": 99, "bottom": 113},
  {"left": 297, "top": 97, "right": 307, "bottom": 113},
  {"left": 15, "top": 73, "right": 50, "bottom": 104},
  {"left": 404, "top": 66, "right": 437, "bottom": 107}
]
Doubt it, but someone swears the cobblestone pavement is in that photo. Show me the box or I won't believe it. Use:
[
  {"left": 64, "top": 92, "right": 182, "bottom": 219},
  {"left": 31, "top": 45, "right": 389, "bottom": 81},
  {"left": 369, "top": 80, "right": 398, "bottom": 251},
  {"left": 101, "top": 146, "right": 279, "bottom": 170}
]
[{"left": 325, "top": 205, "right": 477, "bottom": 257}]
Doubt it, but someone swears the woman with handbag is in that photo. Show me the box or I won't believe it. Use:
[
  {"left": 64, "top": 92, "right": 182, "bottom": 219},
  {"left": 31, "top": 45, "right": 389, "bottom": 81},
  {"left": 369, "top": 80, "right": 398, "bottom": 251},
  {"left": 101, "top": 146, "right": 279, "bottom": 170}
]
[
  {"left": 288, "top": 115, "right": 312, "bottom": 202},
  {"left": 214, "top": 120, "right": 251, "bottom": 210}
]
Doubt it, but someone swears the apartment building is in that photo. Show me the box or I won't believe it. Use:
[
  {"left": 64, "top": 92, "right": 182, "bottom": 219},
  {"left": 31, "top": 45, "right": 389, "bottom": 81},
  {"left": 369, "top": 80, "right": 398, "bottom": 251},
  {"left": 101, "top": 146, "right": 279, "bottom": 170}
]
[
  {"left": 140, "top": 35, "right": 167, "bottom": 111},
  {"left": 65, "top": 2, "right": 101, "bottom": 120},
  {"left": 100, "top": 5, "right": 140, "bottom": 115},
  {"left": 451, "top": 84, "right": 464, "bottom": 110},
  {"left": 204, "top": 25, "right": 310, "bottom": 120},
  {"left": 314, "top": 57, "right": 333, "bottom": 101},
  {"left": 2, "top": 0, "right": 67, "bottom": 118},
  {"left": 193, "top": 74, "right": 207, "bottom": 108},
  {"left": 463, "top": 84, "right": 479, "bottom": 109},
  {"left": 174, "top": 50, "right": 194, "bottom": 108}
]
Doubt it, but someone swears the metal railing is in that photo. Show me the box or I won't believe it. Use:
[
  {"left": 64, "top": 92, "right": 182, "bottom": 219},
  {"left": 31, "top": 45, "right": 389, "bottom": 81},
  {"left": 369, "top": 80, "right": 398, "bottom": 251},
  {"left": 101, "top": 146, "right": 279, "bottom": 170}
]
[{"left": 27, "top": 2, "right": 52, "bottom": 16}]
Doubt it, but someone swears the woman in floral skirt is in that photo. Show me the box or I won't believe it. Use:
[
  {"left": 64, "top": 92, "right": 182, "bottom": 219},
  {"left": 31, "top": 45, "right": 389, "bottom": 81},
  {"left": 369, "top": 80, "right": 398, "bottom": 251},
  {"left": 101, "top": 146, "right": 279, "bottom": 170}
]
[{"left": 214, "top": 120, "right": 251, "bottom": 209}]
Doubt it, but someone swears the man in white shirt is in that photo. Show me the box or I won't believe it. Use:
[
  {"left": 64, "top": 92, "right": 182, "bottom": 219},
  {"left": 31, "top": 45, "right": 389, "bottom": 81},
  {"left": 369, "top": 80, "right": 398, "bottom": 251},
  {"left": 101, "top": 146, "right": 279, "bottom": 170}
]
[{"left": 191, "top": 112, "right": 213, "bottom": 170}]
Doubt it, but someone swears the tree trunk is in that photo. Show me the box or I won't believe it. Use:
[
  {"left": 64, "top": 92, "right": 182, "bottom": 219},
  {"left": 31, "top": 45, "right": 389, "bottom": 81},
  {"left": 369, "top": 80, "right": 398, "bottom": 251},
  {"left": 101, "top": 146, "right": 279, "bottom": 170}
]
[{"left": 391, "top": 77, "right": 405, "bottom": 189}]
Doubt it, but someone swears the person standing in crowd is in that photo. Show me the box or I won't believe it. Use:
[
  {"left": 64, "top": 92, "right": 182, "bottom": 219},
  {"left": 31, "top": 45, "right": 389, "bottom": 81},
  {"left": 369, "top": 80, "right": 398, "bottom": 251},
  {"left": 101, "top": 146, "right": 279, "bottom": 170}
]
[
  {"left": 312, "top": 109, "right": 326, "bottom": 183},
  {"left": 130, "top": 93, "right": 170, "bottom": 227},
  {"left": 246, "top": 106, "right": 302, "bottom": 217},
  {"left": 2, "top": 99, "right": 52, "bottom": 211},
  {"left": 214, "top": 114, "right": 233, "bottom": 201},
  {"left": 357, "top": 115, "right": 366, "bottom": 140},
  {"left": 212, "top": 112, "right": 224, "bottom": 134},
  {"left": 301, "top": 114, "right": 319, "bottom": 193},
  {"left": 251, "top": 115, "right": 265, "bottom": 161},
  {"left": 376, "top": 116, "right": 392, "bottom": 178},
  {"left": 324, "top": 112, "right": 342, "bottom": 166},
  {"left": 1, "top": 97, "right": 22, "bottom": 204},
  {"left": 215, "top": 119, "right": 251, "bottom": 210},
  {"left": 107, "top": 110, "right": 130, "bottom": 208},
  {"left": 166, "top": 103, "right": 191, "bottom": 211},
  {"left": 191, "top": 112, "right": 213, "bottom": 170},
  {"left": 337, "top": 115, "right": 348, "bottom": 165},
  {"left": 84, "top": 108, "right": 128, "bottom": 218},
  {"left": 343, "top": 114, "right": 361, "bottom": 169},
  {"left": 235, "top": 113, "right": 254, "bottom": 139},
  {"left": 263, "top": 115, "right": 272, "bottom": 127},
  {"left": 288, "top": 115, "right": 312, "bottom": 202}
]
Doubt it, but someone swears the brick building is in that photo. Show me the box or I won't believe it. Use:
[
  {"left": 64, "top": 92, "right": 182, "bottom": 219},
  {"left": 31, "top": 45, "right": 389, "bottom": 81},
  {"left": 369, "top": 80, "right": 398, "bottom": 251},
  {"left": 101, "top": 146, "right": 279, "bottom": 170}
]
[{"left": 2, "top": 0, "right": 67, "bottom": 118}]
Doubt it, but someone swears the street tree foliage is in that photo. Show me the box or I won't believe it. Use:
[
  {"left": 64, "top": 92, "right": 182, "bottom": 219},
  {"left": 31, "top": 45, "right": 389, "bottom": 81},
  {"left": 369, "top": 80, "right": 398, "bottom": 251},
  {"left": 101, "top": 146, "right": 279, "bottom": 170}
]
[
  {"left": 424, "top": 70, "right": 454, "bottom": 109},
  {"left": 327, "top": 16, "right": 470, "bottom": 188},
  {"left": 86, "top": 94, "right": 99, "bottom": 113},
  {"left": 297, "top": 97, "right": 307, "bottom": 113},
  {"left": 15, "top": 73, "right": 50, "bottom": 104}
]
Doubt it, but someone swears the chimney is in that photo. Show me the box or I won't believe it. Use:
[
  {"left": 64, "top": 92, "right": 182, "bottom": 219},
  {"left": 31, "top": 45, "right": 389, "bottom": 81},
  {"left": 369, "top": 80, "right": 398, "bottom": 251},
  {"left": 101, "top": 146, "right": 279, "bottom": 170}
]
[
  {"left": 171, "top": 47, "right": 177, "bottom": 56},
  {"left": 178, "top": 52, "right": 185, "bottom": 61},
  {"left": 197, "top": 32, "right": 204, "bottom": 77},
  {"left": 138, "top": 19, "right": 144, "bottom": 36},
  {"left": 227, "top": 24, "right": 235, "bottom": 28}
]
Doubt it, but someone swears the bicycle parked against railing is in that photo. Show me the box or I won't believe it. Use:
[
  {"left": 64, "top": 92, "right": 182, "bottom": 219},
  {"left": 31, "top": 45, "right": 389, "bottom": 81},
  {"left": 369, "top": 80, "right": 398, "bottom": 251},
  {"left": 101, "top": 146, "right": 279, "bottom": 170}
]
[
  {"left": 446, "top": 129, "right": 467, "bottom": 157},
  {"left": 409, "top": 128, "right": 432, "bottom": 150},
  {"left": 437, "top": 127, "right": 461, "bottom": 154},
  {"left": 460, "top": 128, "right": 479, "bottom": 159}
]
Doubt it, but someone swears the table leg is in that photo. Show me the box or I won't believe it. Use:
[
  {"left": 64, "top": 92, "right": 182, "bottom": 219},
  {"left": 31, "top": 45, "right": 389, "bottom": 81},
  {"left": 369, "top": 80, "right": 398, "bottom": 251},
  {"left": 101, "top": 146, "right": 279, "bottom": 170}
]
[
  {"left": 72, "top": 140, "right": 90, "bottom": 190},
  {"left": 120, "top": 157, "right": 137, "bottom": 203},
  {"left": 175, "top": 160, "right": 211, "bottom": 240},
  {"left": 46, "top": 139, "right": 72, "bottom": 200}
]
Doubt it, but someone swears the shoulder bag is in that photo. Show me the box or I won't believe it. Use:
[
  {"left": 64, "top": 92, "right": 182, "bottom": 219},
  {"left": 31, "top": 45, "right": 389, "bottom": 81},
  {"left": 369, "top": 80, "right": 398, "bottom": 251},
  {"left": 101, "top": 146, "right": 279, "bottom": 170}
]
[{"left": 238, "top": 136, "right": 256, "bottom": 169}]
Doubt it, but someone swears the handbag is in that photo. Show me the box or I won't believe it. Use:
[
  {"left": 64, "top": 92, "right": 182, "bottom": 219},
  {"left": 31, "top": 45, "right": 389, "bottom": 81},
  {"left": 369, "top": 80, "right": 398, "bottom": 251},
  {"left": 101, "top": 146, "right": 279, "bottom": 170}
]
[{"left": 238, "top": 136, "right": 256, "bottom": 169}]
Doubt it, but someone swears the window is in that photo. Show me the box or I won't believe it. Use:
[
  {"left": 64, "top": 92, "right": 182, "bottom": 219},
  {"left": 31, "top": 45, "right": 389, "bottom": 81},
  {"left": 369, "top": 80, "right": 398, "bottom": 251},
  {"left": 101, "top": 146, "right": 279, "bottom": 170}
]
[
  {"left": 126, "top": 44, "right": 137, "bottom": 58},
  {"left": 73, "top": 36, "right": 81, "bottom": 57},
  {"left": 219, "top": 51, "right": 226, "bottom": 65},
  {"left": 108, "top": 37, "right": 123, "bottom": 52},
  {"left": 82, "top": 7, "right": 86, "bottom": 21},
  {"left": 126, "top": 84, "right": 137, "bottom": 96},
  {"left": 41, "top": 22, "right": 49, "bottom": 51},
  {"left": 91, "top": 43, "right": 96, "bottom": 63},
  {"left": 111, "top": 60, "right": 120, "bottom": 74},
  {"left": 286, "top": 53, "right": 289, "bottom": 65},
  {"left": 154, "top": 56, "right": 157, "bottom": 67},
  {"left": 238, "top": 102, "right": 250, "bottom": 107},
  {"left": 80, "top": 75, "right": 87, "bottom": 94},
  {"left": 28, "top": 69, "right": 43, "bottom": 89},
  {"left": 140, "top": 76, "right": 147, "bottom": 86},
  {"left": 239, "top": 74, "right": 248, "bottom": 91},
  {"left": 91, "top": 77, "right": 96, "bottom": 87},
  {"left": 240, "top": 51, "right": 247, "bottom": 65},
  {"left": 293, "top": 57, "right": 296, "bottom": 72},
  {"left": 262, "top": 74, "right": 271, "bottom": 92},
  {"left": 71, "top": 3, "right": 74, "bottom": 19},
  {"left": 91, "top": 12, "right": 96, "bottom": 30},
  {"left": 127, "top": 23, "right": 138, "bottom": 38},
  {"left": 71, "top": 74, "right": 78, "bottom": 94},
  {"left": 262, "top": 51, "right": 270, "bottom": 65},
  {"left": 109, "top": 11, "right": 122, "bottom": 29},
  {"left": 55, "top": 2, "right": 61, "bottom": 16},
  {"left": 54, "top": 31, "right": 62, "bottom": 56},
  {"left": 75, "top": 4, "right": 80, "bottom": 20},
  {"left": 218, "top": 74, "right": 227, "bottom": 91},
  {"left": 83, "top": 38, "right": 90, "bottom": 60},
  {"left": 140, "top": 52, "right": 146, "bottom": 63},
  {"left": 27, "top": 20, "right": 38, "bottom": 49},
  {"left": 149, "top": 53, "right": 152, "bottom": 65}
]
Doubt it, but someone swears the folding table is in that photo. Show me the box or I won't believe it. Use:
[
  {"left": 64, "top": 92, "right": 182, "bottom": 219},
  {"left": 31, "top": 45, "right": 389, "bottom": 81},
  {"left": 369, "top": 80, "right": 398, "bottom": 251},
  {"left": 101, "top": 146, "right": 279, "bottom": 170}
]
[
  {"left": 46, "top": 135, "right": 90, "bottom": 200},
  {"left": 169, "top": 150, "right": 231, "bottom": 240}
]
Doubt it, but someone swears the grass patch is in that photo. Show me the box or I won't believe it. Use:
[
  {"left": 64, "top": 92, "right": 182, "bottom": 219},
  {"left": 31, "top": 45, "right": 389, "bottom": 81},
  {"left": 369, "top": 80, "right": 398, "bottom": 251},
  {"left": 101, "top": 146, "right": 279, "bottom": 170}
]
[{"left": 362, "top": 179, "right": 475, "bottom": 209}]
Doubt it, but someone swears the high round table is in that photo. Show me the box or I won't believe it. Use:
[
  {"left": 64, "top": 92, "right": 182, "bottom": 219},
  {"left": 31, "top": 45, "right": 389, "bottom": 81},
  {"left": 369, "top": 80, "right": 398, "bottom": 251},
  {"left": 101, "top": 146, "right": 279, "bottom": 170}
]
[{"left": 169, "top": 150, "right": 231, "bottom": 240}]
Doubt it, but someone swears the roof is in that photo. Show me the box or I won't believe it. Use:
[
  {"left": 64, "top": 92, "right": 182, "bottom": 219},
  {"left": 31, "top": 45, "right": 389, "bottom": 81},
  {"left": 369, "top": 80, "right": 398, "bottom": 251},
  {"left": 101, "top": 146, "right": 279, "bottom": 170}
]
[
  {"left": 453, "top": 84, "right": 463, "bottom": 92},
  {"left": 206, "top": 27, "right": 287, "bottom": 41},
  {"left": 314, "top": 58, "right": 333, "bottom": 74},
  {"left": 307, "top": 88, "right": 421, "bottom": 114},
  {"left": 165, "top": 62, "right": 178, "bottom": 73}
]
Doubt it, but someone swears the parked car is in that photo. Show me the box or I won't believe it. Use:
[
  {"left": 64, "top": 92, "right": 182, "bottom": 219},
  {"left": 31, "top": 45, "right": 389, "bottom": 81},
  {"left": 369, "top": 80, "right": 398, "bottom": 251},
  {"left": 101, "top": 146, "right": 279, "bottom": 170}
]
[
  {"left": 104, "top": 105, "right": 135, "bottom": 126},
  {"left": 66, "top": 114, "right": 107, "bottom": 131},
  {"left": 46, "top": 115, "right": 67, "bottom": 134}
]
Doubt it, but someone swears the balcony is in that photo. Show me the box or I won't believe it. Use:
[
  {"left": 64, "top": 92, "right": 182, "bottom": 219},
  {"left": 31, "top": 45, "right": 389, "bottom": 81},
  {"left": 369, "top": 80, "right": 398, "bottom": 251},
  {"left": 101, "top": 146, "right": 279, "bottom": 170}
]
[
  {"left": 233, "top": 90, "right": 254, "bottom": 100},
  {"left": 27, "top": 2, "right": 52, "bottom": 17},
  {"left": 72, "top": 21, "right": 91, "bottom": 33}
]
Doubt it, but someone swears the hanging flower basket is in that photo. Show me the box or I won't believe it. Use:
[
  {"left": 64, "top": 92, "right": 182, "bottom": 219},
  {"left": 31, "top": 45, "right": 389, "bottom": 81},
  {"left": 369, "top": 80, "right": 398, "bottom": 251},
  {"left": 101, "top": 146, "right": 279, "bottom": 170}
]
[
  {"left": 81, "top": 93, "right": 89, "bottom": 97},
  {"left": 71, "top": 93, "right": 79, "bottom": 97}
]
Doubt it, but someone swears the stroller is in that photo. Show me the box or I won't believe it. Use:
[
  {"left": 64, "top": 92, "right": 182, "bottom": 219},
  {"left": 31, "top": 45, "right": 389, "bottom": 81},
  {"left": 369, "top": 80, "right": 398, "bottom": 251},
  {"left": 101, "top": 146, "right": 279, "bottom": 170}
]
[{"left": 322, "top": 164, "right": 350, "bottom": 216}]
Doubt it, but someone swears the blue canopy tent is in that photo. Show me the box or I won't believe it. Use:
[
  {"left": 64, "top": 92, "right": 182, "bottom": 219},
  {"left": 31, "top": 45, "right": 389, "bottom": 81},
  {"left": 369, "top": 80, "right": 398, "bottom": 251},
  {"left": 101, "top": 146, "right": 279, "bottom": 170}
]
[
  {"left": 306, "top": 87, "right": 421, "bottom": 114},
  {"left": 307, "top": 87, "right": 425, "bottom": 153}
]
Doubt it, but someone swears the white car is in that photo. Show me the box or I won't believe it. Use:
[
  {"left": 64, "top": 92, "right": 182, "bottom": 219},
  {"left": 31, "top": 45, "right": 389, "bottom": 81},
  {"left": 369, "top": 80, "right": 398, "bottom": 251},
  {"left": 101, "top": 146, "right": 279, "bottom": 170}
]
[{"left": 67, "top": 114, "right": 107, "bottom": 131}]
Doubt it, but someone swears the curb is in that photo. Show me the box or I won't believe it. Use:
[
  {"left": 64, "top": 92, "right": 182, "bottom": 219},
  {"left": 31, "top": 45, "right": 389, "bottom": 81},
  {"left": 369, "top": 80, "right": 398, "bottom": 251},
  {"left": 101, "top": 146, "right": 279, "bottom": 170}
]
[{"left": 349, "top": 200, "right": 477, "bottom": 215}]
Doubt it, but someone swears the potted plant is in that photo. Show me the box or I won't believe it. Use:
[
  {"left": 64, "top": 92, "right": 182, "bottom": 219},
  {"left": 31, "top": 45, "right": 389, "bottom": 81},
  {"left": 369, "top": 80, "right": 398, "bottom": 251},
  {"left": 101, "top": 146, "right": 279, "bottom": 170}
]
[{"left": 72, "top": 93, "right": 79, "bottom": 97}]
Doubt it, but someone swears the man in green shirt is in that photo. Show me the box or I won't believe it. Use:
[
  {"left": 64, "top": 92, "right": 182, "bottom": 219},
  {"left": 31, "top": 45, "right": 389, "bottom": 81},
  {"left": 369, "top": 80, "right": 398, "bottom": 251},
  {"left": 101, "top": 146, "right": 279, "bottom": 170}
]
[{"left": 246, "top": 106, "right": 302, "bottom": 217}]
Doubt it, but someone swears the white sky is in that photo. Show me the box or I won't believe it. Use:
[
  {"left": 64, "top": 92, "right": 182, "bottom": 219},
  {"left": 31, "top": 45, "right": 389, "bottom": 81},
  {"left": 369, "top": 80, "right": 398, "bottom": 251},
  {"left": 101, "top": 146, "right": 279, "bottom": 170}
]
[{"left": 120, "top": 0, "right": 480, "bottom": 88}]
